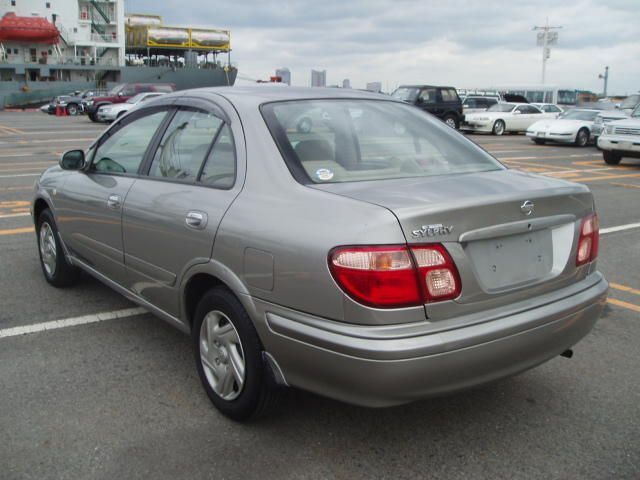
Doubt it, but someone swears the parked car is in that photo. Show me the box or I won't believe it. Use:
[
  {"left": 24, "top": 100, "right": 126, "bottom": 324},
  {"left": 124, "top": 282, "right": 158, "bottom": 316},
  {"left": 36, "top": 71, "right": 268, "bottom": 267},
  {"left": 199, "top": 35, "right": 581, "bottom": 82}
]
[
  {"left": 43, "top": 95, "right": 84, "bottom": 115},
  {"left": 597, "top": 105, "right": 640, "bottom": 165},
  {"left": 83, "top": 83, "right": 175, "bottom": 122},
  {"left": 462, "top": 95, "right": 499, "bottom": 115},
  {"left": 526, "top": 109, "right": 600, "bottom": 146},
  {"left": 391, "top": 85, "right": 463, "bottom": 128},
  {"left": 96, "top": 92, "right": 167, "bottom": 122},
  {"left": 33, "top": 87, "right": 608, "bottom": 420},
  {"left": 617, "top": 94, "right": 640, "bottom": 115},
  {"left": 462, "top": 103, "right": 556, "bottom": 135},
  {"left": 531, "top": 103, "right": 564, "bottom": 115},
  {"left": 592, "top": 110, "right": 629, "bottom": 142}
]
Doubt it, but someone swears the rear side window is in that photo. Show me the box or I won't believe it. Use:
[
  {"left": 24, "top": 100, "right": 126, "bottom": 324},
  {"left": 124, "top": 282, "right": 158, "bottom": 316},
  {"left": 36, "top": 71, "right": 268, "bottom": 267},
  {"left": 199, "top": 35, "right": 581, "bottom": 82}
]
[
  {"left": 92, "top": 110, "right": 167, "bottom": 175},
  {"left": 262, "top": 99, "right": 503, "bottom": 184},
  {"left": 418, "top": 88, "right": 437, "bottom": 104},
  {"left": 148, "top": 109, "right": 223, "bottom": 182},
  {"left": 199, "top": 124, "right": 236, "bottom": 189},
  {"left": 441, "top": 89, "right": 458, "bottom": 102}
]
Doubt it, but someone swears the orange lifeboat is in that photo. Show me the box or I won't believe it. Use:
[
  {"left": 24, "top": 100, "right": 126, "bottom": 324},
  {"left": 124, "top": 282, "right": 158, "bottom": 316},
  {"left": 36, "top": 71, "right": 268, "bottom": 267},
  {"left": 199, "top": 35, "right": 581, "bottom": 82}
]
[{"left": 0, "top": 13, "right": 59, "bottom": 44}]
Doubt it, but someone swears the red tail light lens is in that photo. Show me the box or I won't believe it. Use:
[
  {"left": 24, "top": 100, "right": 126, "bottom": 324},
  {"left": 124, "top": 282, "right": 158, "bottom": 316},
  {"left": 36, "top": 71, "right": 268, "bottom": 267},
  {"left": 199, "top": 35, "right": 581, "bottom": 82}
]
[
  {"left": 329, "top": 244, "right": 461, "bottom": 308},
  {"left": 576, "top": 213, "right": 599, "bottom": 266}
]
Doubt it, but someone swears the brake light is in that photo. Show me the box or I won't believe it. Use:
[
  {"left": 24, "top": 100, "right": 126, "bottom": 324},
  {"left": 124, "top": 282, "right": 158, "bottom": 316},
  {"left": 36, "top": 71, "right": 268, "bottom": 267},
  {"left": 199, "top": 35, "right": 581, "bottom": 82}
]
[
  {"left": 329, "top": 244, "right": 461, "bottom": 308},
  {"left": 576, "top": 213, "right": 599, "bottom": 266}
]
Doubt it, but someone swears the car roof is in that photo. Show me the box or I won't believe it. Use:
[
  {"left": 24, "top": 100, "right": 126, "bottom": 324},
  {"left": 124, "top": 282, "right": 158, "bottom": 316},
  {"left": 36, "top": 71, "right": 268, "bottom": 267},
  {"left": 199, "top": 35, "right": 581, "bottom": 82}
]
[
  {"left": 162, "top": 86, "right": 394, "bottom": 108},
  {"left": 397, "top": 85, "right": 456, "bottom": 89}
]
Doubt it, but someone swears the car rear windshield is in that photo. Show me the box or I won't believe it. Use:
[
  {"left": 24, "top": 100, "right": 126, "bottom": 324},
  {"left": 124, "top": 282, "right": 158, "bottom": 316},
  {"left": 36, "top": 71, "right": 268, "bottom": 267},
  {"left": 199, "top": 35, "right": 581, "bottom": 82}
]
[
  {"left": 261, "top": 99, "right": 504, "bottom": 184},
  {"left": 561, "top": 110, "right": 599, "bottom": 121}
]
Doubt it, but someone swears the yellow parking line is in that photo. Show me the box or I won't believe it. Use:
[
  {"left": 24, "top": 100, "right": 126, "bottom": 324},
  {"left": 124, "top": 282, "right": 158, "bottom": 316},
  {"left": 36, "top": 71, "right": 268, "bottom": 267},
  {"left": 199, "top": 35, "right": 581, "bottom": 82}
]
[
  {"left": 611, "top": 183, "right": 640, "bottom": 189},
  {"left": 610, "top": 283, "right": 640, "bottom": 296},
  {"left": 0, "top": 124, "right": 26, "bottom": 134},
  {"left": 0, "top": 226, "right": 33, "bottom": 236},
  {"left": 570, "top": 173, "right": 640, "bottom": 183},
  {"left": 607, "top": 298, "right": 640, "bottom": 314}
]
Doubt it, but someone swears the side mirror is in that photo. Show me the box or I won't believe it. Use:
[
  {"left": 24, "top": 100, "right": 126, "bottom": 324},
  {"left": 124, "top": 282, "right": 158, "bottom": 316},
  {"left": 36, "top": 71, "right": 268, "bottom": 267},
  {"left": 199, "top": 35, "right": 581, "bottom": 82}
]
[
  {"left": 117, "top": 91, "right": 124, "bottom": 97},
  {"left": 60, "top": 150, "right": 85, "bottom": 170}
]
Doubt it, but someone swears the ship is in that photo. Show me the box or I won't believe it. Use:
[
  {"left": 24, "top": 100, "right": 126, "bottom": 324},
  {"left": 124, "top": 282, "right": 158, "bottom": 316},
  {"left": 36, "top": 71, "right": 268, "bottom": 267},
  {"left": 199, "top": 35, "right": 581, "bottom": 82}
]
[{"left": 0, "top": 2, "right": 237, "bottom": 109}]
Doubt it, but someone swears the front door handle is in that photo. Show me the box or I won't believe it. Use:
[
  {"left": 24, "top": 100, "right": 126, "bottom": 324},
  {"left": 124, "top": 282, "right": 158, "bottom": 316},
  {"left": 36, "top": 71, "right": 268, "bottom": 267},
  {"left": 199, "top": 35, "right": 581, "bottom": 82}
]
[
  {"left": 185, "top": 211, "right": 208, "bottom": 229},
  {"left": 107, "top": 194, "right": 122, "bottom": 210}
]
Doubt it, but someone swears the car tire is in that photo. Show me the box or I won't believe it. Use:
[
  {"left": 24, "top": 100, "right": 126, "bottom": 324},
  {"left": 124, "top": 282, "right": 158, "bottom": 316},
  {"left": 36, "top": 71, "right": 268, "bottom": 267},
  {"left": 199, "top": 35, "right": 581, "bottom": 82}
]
[
  {"left": 533, "top": 139, "right": 546, "bottom": 145},
  {"left": 193, "top": 287, "right": 281, "bottom": 421},
  {"left": 36, "top": 209, "right": 80, "bottom": 287},
  {"left": 603, "top": 151, "right": 622, "bottom": 165},
  {"left": 443, "top": 114, "right": 458, "bottom": 129},
  {"left": 88, "top": 113, "right": 98, "bottom": 122},
  {"left": 66, "top": 103, "right": 79, "bottom": 116},
  {"left": 575, "top": 128, "right": 589, "bottom": 147},
  {"left": 492, "top": 120, "right": 505, "bottom": 136}
]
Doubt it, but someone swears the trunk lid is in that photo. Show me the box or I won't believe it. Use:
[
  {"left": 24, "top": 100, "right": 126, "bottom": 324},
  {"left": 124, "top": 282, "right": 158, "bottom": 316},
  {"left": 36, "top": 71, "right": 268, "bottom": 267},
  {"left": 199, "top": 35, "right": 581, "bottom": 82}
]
[{"left": 313, "top": 169, "right": 594, "bottom": 321}]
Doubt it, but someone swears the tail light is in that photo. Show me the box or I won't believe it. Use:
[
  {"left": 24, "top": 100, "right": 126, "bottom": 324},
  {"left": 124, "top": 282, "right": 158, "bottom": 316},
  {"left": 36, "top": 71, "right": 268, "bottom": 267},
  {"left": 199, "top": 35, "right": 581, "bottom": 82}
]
[
  {"left": 576, "top": 213, "right": 599, "bottom": 266},
  {"left": 329, "top": 244, "right": 461, "bottom": 308}
]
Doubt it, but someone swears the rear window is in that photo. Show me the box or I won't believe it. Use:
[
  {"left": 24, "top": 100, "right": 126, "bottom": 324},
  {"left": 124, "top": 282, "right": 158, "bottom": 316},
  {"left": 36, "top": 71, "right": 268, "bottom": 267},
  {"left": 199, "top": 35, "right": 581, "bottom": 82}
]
[{"left": 261, "top": 99, "right": 504, "bottom": 184}]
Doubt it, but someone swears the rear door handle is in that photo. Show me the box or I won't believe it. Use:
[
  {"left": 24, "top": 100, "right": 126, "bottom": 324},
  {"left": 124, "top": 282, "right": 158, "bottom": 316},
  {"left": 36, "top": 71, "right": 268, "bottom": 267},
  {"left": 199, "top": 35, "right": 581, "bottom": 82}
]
[
  {"left": 107, "top": 194, "right": 122, "bottom": 210},
  {"left": 185, "top": 211, "right": 208, "bottom": 229}
]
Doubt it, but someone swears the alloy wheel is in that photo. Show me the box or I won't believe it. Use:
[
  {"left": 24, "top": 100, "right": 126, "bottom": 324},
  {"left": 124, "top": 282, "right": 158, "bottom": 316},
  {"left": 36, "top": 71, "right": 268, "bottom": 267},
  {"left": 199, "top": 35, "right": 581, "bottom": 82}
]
[
  {"left": 39, "top": 222, "right": 57, "bottom": 277},
  {"left": 199, "top": 310, "right": 246, "bottom": 401}
]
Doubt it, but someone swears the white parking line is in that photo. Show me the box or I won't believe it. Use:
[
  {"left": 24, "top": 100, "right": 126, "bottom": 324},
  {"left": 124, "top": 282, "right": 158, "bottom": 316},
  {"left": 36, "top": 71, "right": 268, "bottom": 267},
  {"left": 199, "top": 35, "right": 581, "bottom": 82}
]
[
  {"left": 0, "top": 307, "right": 147, "bottom": 339},
  {"left": 0, "top": 212, "right": 30, "bottom": 219},
  {"left": 0, "top": 173, "right": 40, "bottom": 178},
  {"left": 601, "top": 223, "right": 640, "bottom": 235}
]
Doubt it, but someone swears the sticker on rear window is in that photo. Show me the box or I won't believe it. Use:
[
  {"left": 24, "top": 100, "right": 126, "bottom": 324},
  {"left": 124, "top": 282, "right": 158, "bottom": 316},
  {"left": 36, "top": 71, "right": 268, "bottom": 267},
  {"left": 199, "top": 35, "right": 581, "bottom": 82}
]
[{"left": 315, "top": 168, "right": 334, "bottom": 181}]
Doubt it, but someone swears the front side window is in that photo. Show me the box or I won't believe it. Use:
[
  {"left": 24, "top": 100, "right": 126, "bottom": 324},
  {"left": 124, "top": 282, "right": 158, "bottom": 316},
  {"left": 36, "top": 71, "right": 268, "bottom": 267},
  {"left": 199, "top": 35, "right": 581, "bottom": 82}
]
[
  {"left": 488, "top": 103, "right": 515, "bottom": 112},
  {"left": 92, "top": 110, "right": 167, "bottom": 174},
  {"left": 262, "top": 100, "right": 504, "bottom": 184},
  {"left": 148, "top": 109, "right": 223, "bottom": 182},
  {"left": 391, "top": 87, "right": 419, "bottom": 103}
]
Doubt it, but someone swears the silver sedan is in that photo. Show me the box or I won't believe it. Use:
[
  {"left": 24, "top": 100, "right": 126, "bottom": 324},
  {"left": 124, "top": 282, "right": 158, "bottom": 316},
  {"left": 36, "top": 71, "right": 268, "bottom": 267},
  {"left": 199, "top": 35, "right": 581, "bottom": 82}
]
[{"left": 32, "top": 87, "right": 608, "bottom": 420}]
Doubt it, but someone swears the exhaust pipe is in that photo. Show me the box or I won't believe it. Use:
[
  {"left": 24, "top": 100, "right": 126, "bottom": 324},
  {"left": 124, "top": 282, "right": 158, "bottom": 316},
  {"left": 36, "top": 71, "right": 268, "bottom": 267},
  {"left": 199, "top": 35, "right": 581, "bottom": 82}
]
[{"left": 560, "top": 349, "right": 573, "bottom": 359}]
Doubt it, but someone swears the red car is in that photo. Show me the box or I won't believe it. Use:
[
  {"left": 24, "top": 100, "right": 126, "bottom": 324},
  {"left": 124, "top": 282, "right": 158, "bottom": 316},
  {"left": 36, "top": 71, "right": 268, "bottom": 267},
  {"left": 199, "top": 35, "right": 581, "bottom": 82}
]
[{"left": 83, "top": 83, "right": 175, "bottom": 122}]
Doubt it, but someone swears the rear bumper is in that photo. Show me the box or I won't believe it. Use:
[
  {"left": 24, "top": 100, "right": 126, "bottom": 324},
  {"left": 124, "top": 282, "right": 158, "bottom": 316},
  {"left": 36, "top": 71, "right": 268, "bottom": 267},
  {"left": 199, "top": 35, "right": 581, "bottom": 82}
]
[
  {"left": 460, "top": 122, "right": 493, "bottom": 133},
  {"left": 255, "top": 272, "right": 608, "bottom": 407}
]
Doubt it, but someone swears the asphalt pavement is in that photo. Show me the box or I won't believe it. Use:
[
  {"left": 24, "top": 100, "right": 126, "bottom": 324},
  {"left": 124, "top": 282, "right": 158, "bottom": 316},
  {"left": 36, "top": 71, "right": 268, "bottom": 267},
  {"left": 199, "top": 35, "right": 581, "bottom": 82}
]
[{"left": 0, "top": 112, "right": 638, "bottom": 480}]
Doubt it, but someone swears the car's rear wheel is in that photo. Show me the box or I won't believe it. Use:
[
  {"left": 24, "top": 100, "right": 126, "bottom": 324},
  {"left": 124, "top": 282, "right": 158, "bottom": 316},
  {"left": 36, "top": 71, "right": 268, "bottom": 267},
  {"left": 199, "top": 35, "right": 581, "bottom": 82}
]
[
  {"left": 66, "top": 103, "right": 79, "bottom": 116},
  {"left": 492, "top": 120, "right": 505, "bottom": 136},
  {"left": 37, "top": 209, "right": 80, "bottom": 287},
  {"left": 575, "top": 128, "right": 589, "bottom": 147},
  {"left": 193, "top": 287, "right": 280, "bottom": 421},
  {"left": 88, "top": 113, "right": 98, "bottom": 122},
  {"left": 533, "top": 139, "right": 546, "bottom": 145},
  {"left": 443, "top": 114, "right": 458, "bottom": 129},
  {"left": 603, "top": 151, "right": 622, "bottom": 165}
]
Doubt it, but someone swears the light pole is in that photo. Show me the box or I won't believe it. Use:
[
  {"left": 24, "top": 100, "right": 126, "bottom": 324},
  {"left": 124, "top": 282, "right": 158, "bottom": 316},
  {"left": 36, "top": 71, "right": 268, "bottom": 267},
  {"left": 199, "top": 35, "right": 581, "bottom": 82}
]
[
  {"left": 533, "top": 19, "right": 562, "bottom": 84},
  {"left": 598, "top": 66, "right": 609, "bottom": 98}
]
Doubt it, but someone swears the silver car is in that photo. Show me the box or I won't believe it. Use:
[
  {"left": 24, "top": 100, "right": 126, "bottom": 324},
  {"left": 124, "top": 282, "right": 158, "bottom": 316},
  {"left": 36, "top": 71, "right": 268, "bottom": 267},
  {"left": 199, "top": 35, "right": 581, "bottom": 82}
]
[{"left": 32, "top": 87, "right": 608, "bottom": 420}]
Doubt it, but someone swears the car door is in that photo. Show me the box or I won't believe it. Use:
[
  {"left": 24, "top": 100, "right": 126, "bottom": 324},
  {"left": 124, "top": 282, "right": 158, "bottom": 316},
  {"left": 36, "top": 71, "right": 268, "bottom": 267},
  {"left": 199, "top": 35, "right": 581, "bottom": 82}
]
[
  {"left": 55, "top": 108, "right": 171, "bottom": 285},
  {"left": 121, "top": 101, "right": 244, "bottom": 317},
  {"left": 524, "top": 105, "right": 545, "bottom": 127},
  {"left": 512, "top": 105, "right": 531, "bottom": 130},
  {"left": 416, "top": 87, "right": 439, "bottom": 117}
]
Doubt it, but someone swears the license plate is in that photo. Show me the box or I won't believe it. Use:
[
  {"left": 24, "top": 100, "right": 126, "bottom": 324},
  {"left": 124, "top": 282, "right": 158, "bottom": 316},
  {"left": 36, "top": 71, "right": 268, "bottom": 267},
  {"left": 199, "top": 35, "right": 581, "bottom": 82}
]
[
  {"left": 466, "top": 230, "right": 553, "bottom": 291},
  {"left": 537, "top": 132, "right": 546, "bottom": 137},
  {"left": 619, "top": 141, "right": 632, "bottom": 149}
]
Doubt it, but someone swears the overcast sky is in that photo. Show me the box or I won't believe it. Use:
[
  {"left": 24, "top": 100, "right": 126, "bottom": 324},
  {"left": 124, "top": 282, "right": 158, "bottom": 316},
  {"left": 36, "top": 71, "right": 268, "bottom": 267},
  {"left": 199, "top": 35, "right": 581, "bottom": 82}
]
[{"left": 125, "top": 0, "right": 639, "bottom": 94}]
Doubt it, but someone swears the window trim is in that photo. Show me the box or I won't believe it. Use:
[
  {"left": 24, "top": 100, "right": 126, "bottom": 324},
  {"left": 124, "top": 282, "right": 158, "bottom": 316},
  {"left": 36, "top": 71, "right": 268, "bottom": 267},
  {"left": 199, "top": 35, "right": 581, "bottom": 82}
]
[{"left": 86, "top": 106, "right": 175, "bottom": 178}]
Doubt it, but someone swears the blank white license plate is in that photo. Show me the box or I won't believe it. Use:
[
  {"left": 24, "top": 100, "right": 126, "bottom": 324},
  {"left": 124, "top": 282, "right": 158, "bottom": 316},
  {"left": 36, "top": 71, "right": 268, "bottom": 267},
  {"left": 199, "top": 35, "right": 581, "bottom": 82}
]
[
  {"left": 466, "top": 230, "right": 553, "bottom": 291},
  {"left": 619, "top": 141, "right": 632, "bottom": 149},
  {"left": 537, "top": 132, "right": 546, "bottom": 137}
]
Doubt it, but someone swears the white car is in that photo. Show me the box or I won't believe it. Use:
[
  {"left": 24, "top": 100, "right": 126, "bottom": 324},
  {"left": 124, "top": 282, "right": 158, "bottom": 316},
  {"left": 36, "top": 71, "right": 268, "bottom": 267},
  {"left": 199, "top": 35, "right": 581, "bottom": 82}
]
[
  {"left": 592, "top": 110, "right": 628, "bottom": 141},
  {"left": 461, "top": 95, "right": 500, "bottom": 115},
  {"left": 526, "top": 109, "right": 600, "bottom": 147},
  {"left": 461, "top": 103, "right": 556, "bottom": 135},
  {"left": 597, "top": 105, "right": 640, "bottom": 165},
  {"left": 531, "top": 103, "right": 564, "bottom": 115},
  {"left": 96, "top": 92, "right": 166, "bottom": 122}
]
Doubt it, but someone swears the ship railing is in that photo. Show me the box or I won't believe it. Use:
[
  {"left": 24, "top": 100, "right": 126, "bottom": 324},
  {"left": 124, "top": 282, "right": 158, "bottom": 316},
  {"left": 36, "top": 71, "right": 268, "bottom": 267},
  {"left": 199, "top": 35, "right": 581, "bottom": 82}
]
[{"left": 90, "top": 33, "right": 117, "bottom": 43}]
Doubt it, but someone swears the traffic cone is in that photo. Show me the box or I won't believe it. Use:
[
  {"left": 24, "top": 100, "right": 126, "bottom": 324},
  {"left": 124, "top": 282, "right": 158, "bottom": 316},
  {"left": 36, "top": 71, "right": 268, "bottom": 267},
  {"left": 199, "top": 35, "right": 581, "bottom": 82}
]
[
  {"left": 55, "top": 105, "right": 62, "bottom": 116},
  {"left": 63, "top": 106, "right": 69, "bottom": 116}
]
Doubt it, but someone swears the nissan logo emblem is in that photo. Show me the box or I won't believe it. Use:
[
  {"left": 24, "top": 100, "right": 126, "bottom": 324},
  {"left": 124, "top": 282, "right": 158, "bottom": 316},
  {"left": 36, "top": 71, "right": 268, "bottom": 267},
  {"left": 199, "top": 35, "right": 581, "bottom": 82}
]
[{"left": 521, "top": 200, "right": 535, "bottom": 216}]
